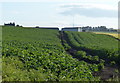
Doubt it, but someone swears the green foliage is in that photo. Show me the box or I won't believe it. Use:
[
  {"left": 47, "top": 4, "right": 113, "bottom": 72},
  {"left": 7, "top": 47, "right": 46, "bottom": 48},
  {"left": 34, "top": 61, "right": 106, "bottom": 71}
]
[
  {"left": 76, "top": 51, "right": 86, "bottom": 58},
  {"left": 64, "top": 31, "right": 120, "bottom": 81},
  {"left": 98, "top": 63, "right": 104, "bottom": 70},
  {"left": 2, "top": 26, "right": 100, "bottom": 81},
  {"left": 110, "top": 61, "right": 116, "bottom": 66},
  {"left": 92, "top": 56, "right": 99, "bottom": 61},
  {"left": 2, "top": 56, "right": 47, "bottom": 81},
  {"left": 65, "top": 31, "right": 120, "bottom": 65}
]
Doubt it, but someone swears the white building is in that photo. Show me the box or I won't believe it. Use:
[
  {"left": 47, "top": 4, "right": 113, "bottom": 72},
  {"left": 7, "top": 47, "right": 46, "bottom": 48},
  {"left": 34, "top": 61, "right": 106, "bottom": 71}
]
[{"left": 61, "top": 27, "right": 85, "bottom": 32}]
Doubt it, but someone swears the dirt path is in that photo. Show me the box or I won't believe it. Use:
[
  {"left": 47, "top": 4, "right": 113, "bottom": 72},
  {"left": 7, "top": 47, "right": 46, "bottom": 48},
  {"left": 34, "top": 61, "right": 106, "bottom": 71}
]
[{"left": 93, "top": 66, "right": 119, "bottom": 80}]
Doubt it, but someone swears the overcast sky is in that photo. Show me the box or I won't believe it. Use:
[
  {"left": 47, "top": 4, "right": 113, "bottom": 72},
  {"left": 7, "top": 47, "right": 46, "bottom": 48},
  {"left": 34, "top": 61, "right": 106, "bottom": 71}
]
[{"left": 0, "top": 0, "right": 119, "bottom": 29}]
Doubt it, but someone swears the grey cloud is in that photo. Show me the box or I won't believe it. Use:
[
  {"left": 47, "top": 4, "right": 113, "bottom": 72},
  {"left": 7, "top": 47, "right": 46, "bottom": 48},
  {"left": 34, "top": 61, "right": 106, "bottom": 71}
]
[{"left": 60, "top": 5, "right": 117, "bottom": 18}]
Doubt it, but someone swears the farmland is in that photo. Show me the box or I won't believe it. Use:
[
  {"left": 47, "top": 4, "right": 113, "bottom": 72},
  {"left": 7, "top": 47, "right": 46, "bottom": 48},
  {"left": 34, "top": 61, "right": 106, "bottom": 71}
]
[
  {"left": 64, "top": 31, "right": 119, "bottom": 64},
  {"left": 2, "top": 26, "right": 120, "bottom": 81},
  {"left": 2, "top": 26, "right": 101, "bottom": 81},
  {"left": 63, "top": 31, "right": 120, "bottom": 81}
]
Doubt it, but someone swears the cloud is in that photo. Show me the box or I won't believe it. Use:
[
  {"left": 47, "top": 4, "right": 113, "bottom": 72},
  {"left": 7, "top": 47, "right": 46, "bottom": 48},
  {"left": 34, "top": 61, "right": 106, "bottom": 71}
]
[{"left": 59, "top": 3, "right": 117, "bottom": 18}]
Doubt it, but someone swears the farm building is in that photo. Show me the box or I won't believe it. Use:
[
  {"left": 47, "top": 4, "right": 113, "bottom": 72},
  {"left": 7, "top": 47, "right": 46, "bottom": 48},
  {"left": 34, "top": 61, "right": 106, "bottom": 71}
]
[
  {"left": 61, "top": 26, "right": 118, "bottom": 32},
  {"left": 61, "top": 27, "right": 85, "bottom": 32},
  {"left": 35, "top": 26, "right": 59, "bottom": 30}
]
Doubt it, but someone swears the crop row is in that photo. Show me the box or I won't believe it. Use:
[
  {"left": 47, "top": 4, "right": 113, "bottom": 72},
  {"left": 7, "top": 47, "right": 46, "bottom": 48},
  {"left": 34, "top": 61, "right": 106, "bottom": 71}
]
[
  {"left": 64, "top": 31, "right": 120, "bottom": 65},
  {"left": 2, "top": 26, "right": 100, "bottom": 81}
]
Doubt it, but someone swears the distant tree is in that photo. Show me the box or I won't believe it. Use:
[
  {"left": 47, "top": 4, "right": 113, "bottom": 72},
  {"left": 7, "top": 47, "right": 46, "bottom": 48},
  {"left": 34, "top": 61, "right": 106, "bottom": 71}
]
[
  {"left": 36, "top": 26, "right": 39, "bottom": 28},
  {"left": 13, "top": 22, "right": 15, "bottom": 26},
  {"left": 16, "top": 25, "right": 19, "bottom": 27}
]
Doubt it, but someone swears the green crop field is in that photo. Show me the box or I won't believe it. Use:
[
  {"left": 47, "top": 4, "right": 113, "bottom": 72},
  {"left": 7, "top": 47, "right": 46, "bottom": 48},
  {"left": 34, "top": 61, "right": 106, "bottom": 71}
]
[
  {"left": 2, "top": 26, "right": 120, "bottom": 81},
  {"left": 2, "top": 26, "right": 102, "bottom": 81},
  {"left": 64, "top": 31, "right": 120, "bottom": 64},
  {"left": 63, "top": 31, "right": 120, "bottom": 81}
]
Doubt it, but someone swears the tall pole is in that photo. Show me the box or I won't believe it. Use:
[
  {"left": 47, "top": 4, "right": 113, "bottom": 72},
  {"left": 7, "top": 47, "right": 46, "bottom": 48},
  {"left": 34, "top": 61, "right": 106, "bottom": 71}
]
[{"left": 73, "top": 15, "right": 74, "bottom": 28}]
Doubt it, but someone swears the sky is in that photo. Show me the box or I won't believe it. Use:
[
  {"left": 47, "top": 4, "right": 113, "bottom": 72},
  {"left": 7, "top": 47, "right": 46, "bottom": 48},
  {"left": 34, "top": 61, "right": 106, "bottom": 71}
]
[{"left": 0, "top": 0, "right": 119, "bottom": 29}]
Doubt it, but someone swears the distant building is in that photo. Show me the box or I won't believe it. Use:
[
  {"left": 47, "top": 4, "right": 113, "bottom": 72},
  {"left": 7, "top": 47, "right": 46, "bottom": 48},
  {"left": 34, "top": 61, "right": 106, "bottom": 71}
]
[
  {"left": 36, "top": 27, "right": 59, "bottom": 30},
  {"left": 62, "top": 27, "right": 84, "bottom": 32},
  {"left": 61, "top": 26, "right": 117, "bottom": 32}
]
